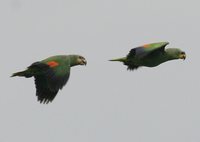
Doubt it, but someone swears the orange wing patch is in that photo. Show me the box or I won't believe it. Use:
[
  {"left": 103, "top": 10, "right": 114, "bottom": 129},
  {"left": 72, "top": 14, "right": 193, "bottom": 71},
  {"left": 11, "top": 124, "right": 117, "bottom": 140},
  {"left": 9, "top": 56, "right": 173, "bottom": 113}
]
[
  {"left": 47, "top": 61, "right": 59, "bottom": 68},
  {"left": 143, "top": 44, "right": 150, "bottom": 48}
]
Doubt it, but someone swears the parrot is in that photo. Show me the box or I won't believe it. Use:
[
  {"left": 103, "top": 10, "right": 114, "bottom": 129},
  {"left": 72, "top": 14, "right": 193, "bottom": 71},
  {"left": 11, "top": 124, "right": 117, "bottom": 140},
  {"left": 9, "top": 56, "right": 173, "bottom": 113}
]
[
  {"left": 109, "top": 42, "right": 186, "bottom": 70},
  {"left": 11, "top": 55, "right": 87, "bottom": 104}
]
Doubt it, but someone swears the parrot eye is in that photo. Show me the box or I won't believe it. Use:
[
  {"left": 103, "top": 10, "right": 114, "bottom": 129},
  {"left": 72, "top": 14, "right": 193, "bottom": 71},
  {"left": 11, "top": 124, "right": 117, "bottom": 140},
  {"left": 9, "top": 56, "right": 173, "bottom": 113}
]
[{"left": 79, "top": 56, "right": 84, "bottom": 60}]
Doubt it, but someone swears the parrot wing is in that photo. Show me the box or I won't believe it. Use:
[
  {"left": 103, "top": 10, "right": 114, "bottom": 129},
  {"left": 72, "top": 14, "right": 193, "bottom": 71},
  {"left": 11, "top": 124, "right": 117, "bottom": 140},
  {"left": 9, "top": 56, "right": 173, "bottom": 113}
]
[
  {"left": 29, "top": 62, "right": 70, "bottom": 104},
  {"left": 127, "top": 42, "right": 169, "bottom": 59}
]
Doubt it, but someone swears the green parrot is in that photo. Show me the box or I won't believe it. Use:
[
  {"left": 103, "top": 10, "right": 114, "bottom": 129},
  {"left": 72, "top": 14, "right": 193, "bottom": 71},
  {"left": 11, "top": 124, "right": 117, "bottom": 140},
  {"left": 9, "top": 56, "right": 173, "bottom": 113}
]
[
  {"left": 12, "top": 55, "right": 87, "bottom": 104},
  {"left": 109, "top": 42, "right": 186, "bottom": 70}
]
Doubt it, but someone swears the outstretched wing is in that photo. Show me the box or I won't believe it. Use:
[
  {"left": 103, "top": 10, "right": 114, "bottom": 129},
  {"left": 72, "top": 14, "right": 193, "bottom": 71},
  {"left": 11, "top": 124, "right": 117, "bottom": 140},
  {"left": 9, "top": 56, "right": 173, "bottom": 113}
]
[
  {"left": 29, "top": 62, "right": 70, "bottom": 104},
  {"left": 127, "top": 42, "right": 169, "bottom": 59},
  {"left": 34, "top": 75, "right": 59, "bottom": 104}
]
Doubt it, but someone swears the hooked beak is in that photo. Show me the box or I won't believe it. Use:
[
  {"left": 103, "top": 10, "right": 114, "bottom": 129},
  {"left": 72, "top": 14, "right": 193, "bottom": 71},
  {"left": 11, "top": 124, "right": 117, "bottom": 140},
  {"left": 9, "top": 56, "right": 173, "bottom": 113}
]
[
  {"left": 179, "top": 52, "right": 186, "bottom": 60},
  {"left": 82, "top": 59, "right": 87, "bottom": 65}
]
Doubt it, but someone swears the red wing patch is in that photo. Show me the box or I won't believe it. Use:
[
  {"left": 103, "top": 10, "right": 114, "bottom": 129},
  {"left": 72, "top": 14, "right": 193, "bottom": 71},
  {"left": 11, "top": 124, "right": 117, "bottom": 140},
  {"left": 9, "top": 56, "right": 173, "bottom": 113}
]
[
  {"left": 143, "top": 44, "right": 150, "bottom": 48},
  {"left": 47, "top": 61, "right": 59, "bottom": 68}
]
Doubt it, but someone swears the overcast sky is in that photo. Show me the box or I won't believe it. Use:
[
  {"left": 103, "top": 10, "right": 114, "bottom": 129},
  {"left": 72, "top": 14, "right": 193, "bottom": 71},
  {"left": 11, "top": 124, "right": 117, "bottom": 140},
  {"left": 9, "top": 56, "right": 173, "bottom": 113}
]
[{"left": 0, "top": 0, "right": 200, "bottom": 142}]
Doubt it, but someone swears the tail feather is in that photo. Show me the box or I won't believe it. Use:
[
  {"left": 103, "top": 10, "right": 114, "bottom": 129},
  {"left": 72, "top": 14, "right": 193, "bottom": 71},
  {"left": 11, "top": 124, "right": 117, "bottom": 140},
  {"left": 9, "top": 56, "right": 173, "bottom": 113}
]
[
  {"left": 11, "top": 70, "right": 32, "bottom": 78},
  {"left": 109, "top": 57, "right": 126, "bottom": 62}
]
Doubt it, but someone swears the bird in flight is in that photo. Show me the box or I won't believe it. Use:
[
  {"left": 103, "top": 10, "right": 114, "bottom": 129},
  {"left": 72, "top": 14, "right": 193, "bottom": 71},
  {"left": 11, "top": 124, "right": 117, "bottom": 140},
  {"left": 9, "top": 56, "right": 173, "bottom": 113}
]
[
  {"left": 12, "top": 55, "right": 87, "bottom": 104},
  {"left": 109, "top": 42, "right": 186, "bottom": 70}
]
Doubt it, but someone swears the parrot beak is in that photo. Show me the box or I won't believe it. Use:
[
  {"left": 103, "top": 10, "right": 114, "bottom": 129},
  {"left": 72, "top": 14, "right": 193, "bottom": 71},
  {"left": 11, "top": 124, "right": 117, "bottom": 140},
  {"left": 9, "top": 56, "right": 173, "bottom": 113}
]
[
  {"left": 82, "top": 59, "right": 87, "bottom": 65},
  {"left": 179, "top": 52, "right": 186, "bottom": 60},
  {"left": 77, "top": 56, "right": 87, "bottom": 65},
  {"left": 80, "top": 58, "right": 87, "bottom": 65}
]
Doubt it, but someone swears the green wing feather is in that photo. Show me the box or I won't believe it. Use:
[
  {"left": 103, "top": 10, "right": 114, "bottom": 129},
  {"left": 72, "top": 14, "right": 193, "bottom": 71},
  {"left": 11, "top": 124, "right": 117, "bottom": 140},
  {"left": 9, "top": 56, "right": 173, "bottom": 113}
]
[
  {"left": 124, "top": 42, "right": 169, "bottom": 70},
  {"left": 127, "top": 42, "right": 169, "bottom": 59},
  {"left": 34, "top": 56, "right": 71, "bottom": 103},
  {"left": 141, "top": 42, "right": 169, "bottom": 52}
]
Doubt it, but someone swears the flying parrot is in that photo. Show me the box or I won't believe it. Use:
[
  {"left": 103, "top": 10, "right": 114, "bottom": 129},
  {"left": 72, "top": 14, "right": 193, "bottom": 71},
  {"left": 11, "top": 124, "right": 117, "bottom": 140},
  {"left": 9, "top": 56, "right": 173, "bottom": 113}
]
[
  {"left": 109, "top": 42, "right": 186, "bottom": 70},
  {"left": 12, "top": 55, "right": 87, "bottom": 104}
]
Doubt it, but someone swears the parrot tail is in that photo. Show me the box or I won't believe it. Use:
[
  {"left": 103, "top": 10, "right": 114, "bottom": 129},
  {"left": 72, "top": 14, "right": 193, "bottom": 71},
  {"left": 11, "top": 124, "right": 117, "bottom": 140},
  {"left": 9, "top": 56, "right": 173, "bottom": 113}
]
[
  {"left": 11, "top": 70, "right": 33, "bottom": 78},
  {"left": 109, "top": 57, "right": 126, "bottom": 62}
]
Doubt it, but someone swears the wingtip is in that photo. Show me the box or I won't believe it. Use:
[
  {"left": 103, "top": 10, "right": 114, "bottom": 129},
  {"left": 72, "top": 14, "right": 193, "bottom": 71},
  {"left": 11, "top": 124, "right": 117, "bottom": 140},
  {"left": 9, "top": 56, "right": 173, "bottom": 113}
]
[
  {"left": 163, "top": 41, "right": 169, "bottom": 45},
  {"left": 158, "top": 41, "right": 169, "bottom": 46},
  {"left": 38, "top": 98, "right": 51, "bottom": 104}
]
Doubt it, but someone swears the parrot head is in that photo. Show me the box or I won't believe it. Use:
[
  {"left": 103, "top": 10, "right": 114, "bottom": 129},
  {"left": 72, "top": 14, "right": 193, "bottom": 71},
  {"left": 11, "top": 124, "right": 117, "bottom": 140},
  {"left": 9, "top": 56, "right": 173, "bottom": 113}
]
[
  {"left": 68, "top": 55, "right": 87, "bottom": 67},
  {"left": 165, "top": 48, "right": 186, "bottom": 60},
  {"left": 77, "top": 55, "right": 87, "bottom": 65}
]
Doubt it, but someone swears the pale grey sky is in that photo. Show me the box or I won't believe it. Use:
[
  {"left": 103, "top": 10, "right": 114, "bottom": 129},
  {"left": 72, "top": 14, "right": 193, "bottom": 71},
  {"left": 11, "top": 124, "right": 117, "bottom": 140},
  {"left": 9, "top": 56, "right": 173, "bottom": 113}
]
[{"left": 0, "top": 0, "right": 200, "bottom": 142}]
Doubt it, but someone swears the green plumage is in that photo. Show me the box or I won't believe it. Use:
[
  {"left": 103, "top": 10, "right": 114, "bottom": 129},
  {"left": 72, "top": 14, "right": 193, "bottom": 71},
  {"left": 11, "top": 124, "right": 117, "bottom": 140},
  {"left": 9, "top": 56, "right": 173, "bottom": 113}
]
[
  {"left": 41, "top": 55, "right": 71, "bottom": 78},
  {"left": 12, "top": 55, "right": 87, "bottom": 104},
  {"left": 110, "top": 42, "right": 186, "bottom": 70}
]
